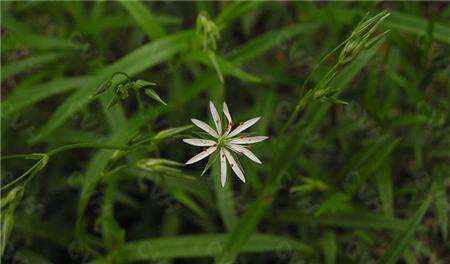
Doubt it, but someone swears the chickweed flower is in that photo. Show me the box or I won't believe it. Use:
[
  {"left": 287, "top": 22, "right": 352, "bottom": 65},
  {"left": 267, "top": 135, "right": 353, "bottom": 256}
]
[{"left": 184, "top": 101, "right": 268, "bottom": 187}]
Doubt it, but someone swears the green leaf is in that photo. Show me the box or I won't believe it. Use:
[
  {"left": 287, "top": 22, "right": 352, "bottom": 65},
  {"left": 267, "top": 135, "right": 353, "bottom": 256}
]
[
  {"left": 1, "top": 53, "right": 63, "bottom": 81},
  {"left": 200, "top": 151, "right": 219, "bottom": 176},
  {"left": 13, "top": 250, "right": 53, "bottom": 264},
  {"left": 145, "top": 88, "right": 167, "bottom": 106},
  {"left": 2, "top": 17, "right": 87, "bottom": 51},
  {"left": 29, "top": 31, "right": 193, "bottom": 144},
  {"left": 152, "top": 125, "right": 193, "bottom": 141},
  {"left": 108, "top": 233, "right": 312, "bottom": 262},
  {"left": 385, "top": 12, "right": 450, "bottom": 44},
  {"left": 376, "top": 161, "right": 394, "bottom": 217},
  {"left": 323, "top": 230, "right": 337, "bottom": 264},
  {"left": 76, "top": 115, "right": 148, "bottom": 241},
  {"left": 1, "top": 187, "right": 23, "bottom": 257},
  {"left": 137, "top": 158, "right": 184, "bottom": 172},
  {"left": 135, "top": 79, "right": 157, "bottom": 87},
  {"left": 119, "top": 0, "right": 167, "bottom": 40},
  {"left": 377, "top": 193, "right": 432, "bottom": 264},
  {"left": 2, "top": 76, "right": 93, "bottom": 117},
  {"left": 100, "top": 175, "right": 125, "bottom": 251},
  {"left": 228, "top": 23, "right": 320, "bottom": 65},
  {"left": 431, "top": 166, "right": 448, "bottom": 241},
  {"left": 215, "top": 1, "right": 263, "bottom": 27},
  {"left": 215, "top": 35, "right": 386, "bottom": 264},
  {"left": 314, "top": 192, "right": 353, "bottom": 217},
  {"left": 183, "top": 51, "right": 261, "bottom": 83}
]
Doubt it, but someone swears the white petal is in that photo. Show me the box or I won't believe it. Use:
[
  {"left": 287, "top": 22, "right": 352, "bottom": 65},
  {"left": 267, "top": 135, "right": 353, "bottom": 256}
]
[
  {"left": 183, "top": 138, "right": 216, "bottom": 147},
  {"left": 223, "top": 102, "right": 233, "bottom": 124},
  {"left": 209, "top": 101, "right": 222, "bottom": 135},
  {"left": 223, "top": 149, "right": 245, "bottom": 183},
  {"left": 191, "top": 118, "right": 219, "bottom": 138},
  {"left": 220, "top": 148, "right": 227, "bottom": 187},
  {"left": 185, "top": 146, "right": 217, "bottom": 164},
  {"left": 229, "top": 136, "right": 268, "bottom": 144},
  {"left": 227, "top": 117, "right": 260, "bottom": 138},
  {"left": 222, "top": 102, "right": 233, "bottom": 136},
  {"left": 228, "top": 144, "right": 262, "bottom": 164}
]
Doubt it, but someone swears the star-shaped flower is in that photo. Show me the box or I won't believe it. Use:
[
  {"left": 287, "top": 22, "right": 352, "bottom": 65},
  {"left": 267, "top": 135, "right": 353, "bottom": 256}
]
[{"left": 183, "top": 101, "right": 268, "bottom": 187}]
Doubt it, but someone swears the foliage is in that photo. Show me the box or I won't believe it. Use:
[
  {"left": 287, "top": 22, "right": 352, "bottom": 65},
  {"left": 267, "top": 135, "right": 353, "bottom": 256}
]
[{"left": 1, "top": 1, "right": 449, "bottom": 263}]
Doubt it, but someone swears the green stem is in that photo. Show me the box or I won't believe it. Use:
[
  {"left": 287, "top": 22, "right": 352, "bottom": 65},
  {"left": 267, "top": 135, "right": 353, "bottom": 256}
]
[
  {"left": 2, "top": 143, "right": 130, "bottom": 190},
  {"left": 47, "top": 142, "right": 130, "bottom": 157},
  {"left": 280, "top": 38, "right": 350, "bottom": 134},
  {"left": 1, "top": 161, "right": 41, "bottom": 190}
]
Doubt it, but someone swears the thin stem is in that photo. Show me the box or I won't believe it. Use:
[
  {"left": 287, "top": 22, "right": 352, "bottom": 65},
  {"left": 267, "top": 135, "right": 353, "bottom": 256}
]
[
  {"left": 1, "top": 154, "right": 33, "bottom": 160},
  {"left": 279, "top": 38, "right": 351, "bottom": 134},
  {"left": 2, "top": 143, "right": 131, "bottom": 190},
  {"left": 47, "top": 142, "right": 130, "bottom": 157},
  {"left": 1, "top": 161, "right": 41, "bottom": 190}
]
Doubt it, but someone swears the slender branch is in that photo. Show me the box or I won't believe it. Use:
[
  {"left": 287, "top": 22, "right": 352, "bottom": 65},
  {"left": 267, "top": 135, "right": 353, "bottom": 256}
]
[{"left": 46, "top": 143, "right": 130, "bottom": 157}]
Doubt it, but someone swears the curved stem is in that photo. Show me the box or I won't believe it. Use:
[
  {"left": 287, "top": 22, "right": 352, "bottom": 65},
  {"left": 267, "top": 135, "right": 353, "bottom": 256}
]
[
  {"left": 280, "top": 39, "right": 349, "bottom": 134},
  {"left": 2, "top": 143, "right": 131, "bottom": 190},
  {"left": 111, "top": 71, "right": 131, "bottom": 83},
  {"left": 1, "top": 161, "right": 41, "bottom": 190},
  {"left": 47, "top": 143, "right": 130, "bottom": 157}
]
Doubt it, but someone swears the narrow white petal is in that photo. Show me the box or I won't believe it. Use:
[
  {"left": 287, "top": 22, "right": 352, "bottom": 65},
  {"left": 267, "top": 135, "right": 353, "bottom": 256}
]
[
  {"left": 191, "top": 118, "right": 219, "bottom": 138},
  {"left": 220, "top": 148, "right": 227, "bottom": 187},
  {"left": 183, "top": 138, "right": 216, "bottom": 147},
  {"left": 223, "top": 149, "right": 245, "bottom": 183},
  {"left": 222, "top": 102, "right": 233, "bottom": 136},
  {"left": 228, "top": 144, "right": 262, "bottom": 164},
  {"left": 209, "top": 101, "right": 222, "bottom": 135},
  {"left": 222, "top": 102, "right": 233, "bottom": 124},
  {"left": 229, "top": 136, "right": 269, "bottom": 145},
  {"left": 227, "top": 117, "right": 261, "bottom": 138},
  {"left": 185, "top": 146, "right": 217, "bottom": 164}
]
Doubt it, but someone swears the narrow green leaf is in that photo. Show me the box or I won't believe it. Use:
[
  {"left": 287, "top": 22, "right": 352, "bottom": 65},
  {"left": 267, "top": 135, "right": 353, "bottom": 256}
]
[
  {"left": 216, "top": 36, "right": 386, "bottom": 264},
  {"left": 376, "top": 161, "right": 394, "bottom": 216},
  {"left": 385, "top": 12, "right": 450, "bottom": 44},
  {"left": 2, "top": 76, "right": 93, "bottom": 117},
  {"left": 109, "top": 233, "right": 312, "bottom": 262},
  {"left": 323, "top": 230, "right": 337, "bottom": 264},
  {"left": 119, "top": 0, "right": 166, "bottom": 40},
  {"left": 378, "top": 193, "right": 432, "bottom": 264},
  {"left": 145, "top": 88, "right": 167, "bottom": 106},
  {"left": 29, "top": 31, "right": 193, "bottom": 144},
  {"left": 152, "top": 125, "right": 193, "bottom": 141},
  {"left": 431, "top": 166, "right": 448, "bottom": 241},
  {"left": 1, "top": 53, "right": 63, "bottom": 81},
  {"left": 183, "top": 51, "right": 261, "bottom": 83}
]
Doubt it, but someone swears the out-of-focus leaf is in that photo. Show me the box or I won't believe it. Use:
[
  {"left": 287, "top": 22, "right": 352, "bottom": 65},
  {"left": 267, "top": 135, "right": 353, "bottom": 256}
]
[
  {"left": 215, "top": 37, "right": 386, "bottom": 264},
  {"left": 1, "top": 53, "right": 63, "bottom": 81},
  {"left": 431, "top": 166, "right": 448, "bottom": 241},
  {"left": 378, "top": 193, "right": 432, "bottom": 264},
  {"left": 183, "top": 51, "right": 261, "bottom": 83},
  {"left": 120, "top": 0, "right": 167, "bottom": 40},
  {"left": 152, "top": 125, "right": 193, "bottom": 141},
  {"left": 2, "top": 76, "right": 92, "bottom": 117},
  {"left": 323, "top": 230, "right": 337, "bottom": 264},
  {"left": 14, "top": 249, "right": 53, "bottom": 264},
  {"left": 107, "top": 233, "right": 312, "bottom": 262},
  {"left": 29, "top": 31, "right": 194, "bottom": 144},
  {"left": 376, "top": 161, "right": 394, "bottom": 216}
]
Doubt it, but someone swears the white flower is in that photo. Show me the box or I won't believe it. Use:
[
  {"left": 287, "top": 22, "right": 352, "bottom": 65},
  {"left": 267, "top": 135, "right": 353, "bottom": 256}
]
[{"left": 183, "top": 101, "right": 268, "bottom": 187}]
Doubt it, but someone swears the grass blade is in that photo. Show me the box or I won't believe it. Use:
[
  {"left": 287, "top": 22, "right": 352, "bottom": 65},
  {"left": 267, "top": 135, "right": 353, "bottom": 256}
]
[{"left": 377, "top": 192, "right": 432, "bottom": 264}]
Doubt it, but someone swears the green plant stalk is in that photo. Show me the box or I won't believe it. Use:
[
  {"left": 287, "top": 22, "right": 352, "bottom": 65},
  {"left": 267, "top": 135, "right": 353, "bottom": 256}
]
[{"left": 1, "top": 143, "right": 131, "bottom": 191}]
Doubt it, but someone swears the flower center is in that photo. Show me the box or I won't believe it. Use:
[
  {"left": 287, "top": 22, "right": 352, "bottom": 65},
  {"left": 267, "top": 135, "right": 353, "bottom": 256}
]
[{"left": 217, "top": 136, "right": 227, "bottom": 148}]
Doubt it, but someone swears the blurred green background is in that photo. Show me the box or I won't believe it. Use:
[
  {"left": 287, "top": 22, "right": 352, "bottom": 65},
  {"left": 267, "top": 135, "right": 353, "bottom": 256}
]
[{"left": 1, "top": 1, "right": 449, "bottom": 263}]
